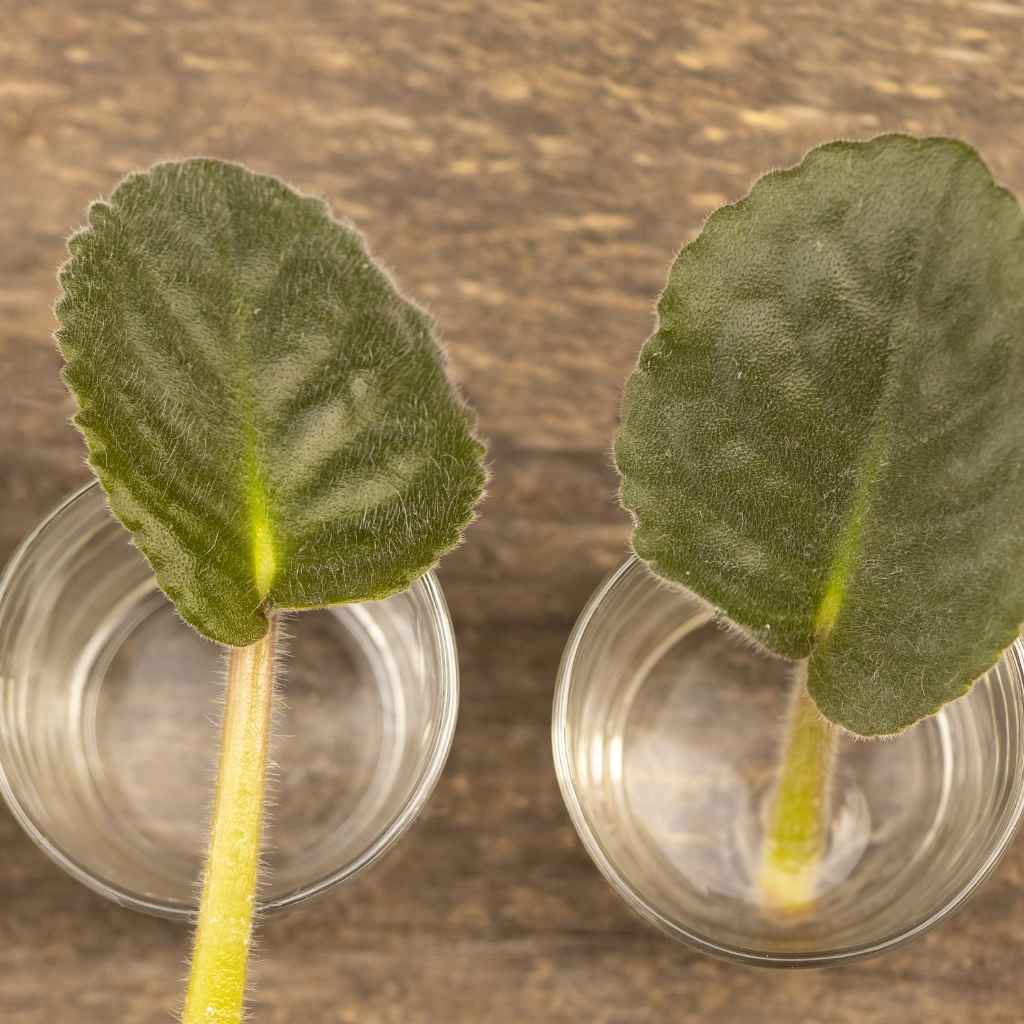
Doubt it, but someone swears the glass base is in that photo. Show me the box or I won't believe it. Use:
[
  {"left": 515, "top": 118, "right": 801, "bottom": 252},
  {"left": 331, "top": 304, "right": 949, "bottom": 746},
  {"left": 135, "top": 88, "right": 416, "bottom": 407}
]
[
  {"left": 614, "top": 618, "right": 939, "bottom": 930},
  {"left": 89, "top": 595, "right": 404, "bottom": 902}
]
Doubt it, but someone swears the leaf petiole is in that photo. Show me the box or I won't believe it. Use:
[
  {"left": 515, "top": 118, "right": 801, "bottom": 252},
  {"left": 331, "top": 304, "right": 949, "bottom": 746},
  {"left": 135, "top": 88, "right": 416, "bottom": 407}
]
[
  {"left": 182, "top": 617, "right": 278, "bottom": 1024},
  {"left": 758, "top": 666, "right": 837, "bottom": 912}
]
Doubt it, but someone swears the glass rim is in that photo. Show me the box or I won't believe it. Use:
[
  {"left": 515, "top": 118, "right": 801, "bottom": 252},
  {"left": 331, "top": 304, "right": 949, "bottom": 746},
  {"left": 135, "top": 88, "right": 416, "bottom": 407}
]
[
  {"left": 0, "top": 481, "right": 460, "bottom": 920},
  {"left": 551, "top": 555, "right": 1024, "bottom": 968}
]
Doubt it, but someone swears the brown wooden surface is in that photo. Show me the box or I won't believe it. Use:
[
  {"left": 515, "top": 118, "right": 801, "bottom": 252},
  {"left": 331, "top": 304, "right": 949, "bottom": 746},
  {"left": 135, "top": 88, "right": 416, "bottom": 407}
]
[{"left": 3, "top": 2, "right": 1024, "bottom": 1021}]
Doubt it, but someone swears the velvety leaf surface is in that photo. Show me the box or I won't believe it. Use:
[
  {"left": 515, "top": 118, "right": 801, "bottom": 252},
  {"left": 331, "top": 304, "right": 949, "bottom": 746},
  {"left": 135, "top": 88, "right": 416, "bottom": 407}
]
[
  {"left": 615, "top": 135, "right": 1024, "bottom": 736},
  {"left": 57, "top": 159, "right": 486, "bottom": 646}
]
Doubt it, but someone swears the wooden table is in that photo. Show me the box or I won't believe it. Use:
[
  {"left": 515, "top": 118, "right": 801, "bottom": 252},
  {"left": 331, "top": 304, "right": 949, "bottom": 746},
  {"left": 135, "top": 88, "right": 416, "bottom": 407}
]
[{"left": 3, "top": 3, "right": 1023, "bottom": 1021}]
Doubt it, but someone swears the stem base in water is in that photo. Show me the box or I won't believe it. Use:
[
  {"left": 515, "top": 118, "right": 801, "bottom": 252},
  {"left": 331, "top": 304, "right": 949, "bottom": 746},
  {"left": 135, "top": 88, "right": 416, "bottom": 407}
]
[{"left": 758, "top": 666, "right": 838, "bottom": 913}]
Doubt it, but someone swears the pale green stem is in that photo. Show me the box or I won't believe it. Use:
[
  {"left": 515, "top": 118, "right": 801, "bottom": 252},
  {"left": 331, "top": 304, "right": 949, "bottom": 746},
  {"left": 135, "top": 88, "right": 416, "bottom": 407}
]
[
  {"left": 182, "top": 617, "right": 278, "bottom": 1024},
  {"left": 758, "top": 664, "right": 838, "bottom": 912}
]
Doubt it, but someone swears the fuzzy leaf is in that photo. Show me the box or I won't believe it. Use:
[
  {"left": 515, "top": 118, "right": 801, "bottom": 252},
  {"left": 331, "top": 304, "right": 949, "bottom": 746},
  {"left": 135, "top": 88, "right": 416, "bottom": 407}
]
[
  {"left": 615, "top": 135, "right": 1024, "bottom": 736},
  {"left": 57, "top": 159, "right": 486, "bottom": 647}
]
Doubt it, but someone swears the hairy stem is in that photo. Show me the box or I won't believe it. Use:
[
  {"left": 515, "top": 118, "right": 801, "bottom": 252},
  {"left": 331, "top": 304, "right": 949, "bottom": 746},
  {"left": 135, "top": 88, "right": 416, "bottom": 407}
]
[
  {"left": 182, "top": 617, "right": 278, "bottom": 1024},
  {"left": 759, "top": 664, "right": 838, "bottom": 912}
]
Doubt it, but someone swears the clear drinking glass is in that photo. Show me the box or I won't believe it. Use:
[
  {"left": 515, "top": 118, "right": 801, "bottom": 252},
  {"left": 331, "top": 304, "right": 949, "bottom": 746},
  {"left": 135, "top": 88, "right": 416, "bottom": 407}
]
[
  {"left": 552, "top": 557, "right": 1024, "bottom": 967},
  {"left": 0, "top": 483, "right": 459, "bottom": 918}
]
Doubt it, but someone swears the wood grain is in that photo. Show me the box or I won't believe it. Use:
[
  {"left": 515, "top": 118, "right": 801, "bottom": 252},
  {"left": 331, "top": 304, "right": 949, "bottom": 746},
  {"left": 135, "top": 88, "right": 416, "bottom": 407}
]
[{"left": 2, "top": 1, "right": 1023, "bottom": 1021}]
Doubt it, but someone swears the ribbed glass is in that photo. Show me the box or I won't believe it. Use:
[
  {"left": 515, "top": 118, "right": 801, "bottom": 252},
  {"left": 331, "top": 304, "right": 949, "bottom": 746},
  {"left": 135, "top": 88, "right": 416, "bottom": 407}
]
[
  {"left": 0, "top": 483, "right": 459, "bottom": 919},
  {"left": 553, "top": 557, "right": 1024, "bottom": 966}
]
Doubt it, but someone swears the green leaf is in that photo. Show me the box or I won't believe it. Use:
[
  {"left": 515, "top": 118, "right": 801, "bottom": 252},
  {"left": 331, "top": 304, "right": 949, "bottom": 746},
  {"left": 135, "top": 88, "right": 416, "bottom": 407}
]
[
  {"left": 615, "top": 134, "right": 1024, "bottom": 736},
  {"left": 56, "top": 159, "right": 486, "bottom": 647}
]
